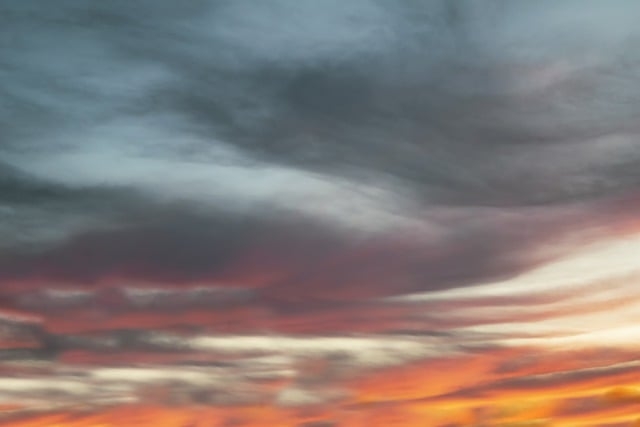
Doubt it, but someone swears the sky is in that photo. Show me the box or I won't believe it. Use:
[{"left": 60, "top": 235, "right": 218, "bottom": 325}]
[{"left": 1, "top": 1, "right": 640, "bottom": 426}]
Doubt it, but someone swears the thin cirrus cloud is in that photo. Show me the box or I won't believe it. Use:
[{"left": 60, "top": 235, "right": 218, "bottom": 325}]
[{"left": 1, "top": 1, "right": 640, "bottom": 426}]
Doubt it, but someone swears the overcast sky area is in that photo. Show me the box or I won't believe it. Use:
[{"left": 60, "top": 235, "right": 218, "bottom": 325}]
[{"left": 2, "top": 1, "right": 640, "bottom": 426}]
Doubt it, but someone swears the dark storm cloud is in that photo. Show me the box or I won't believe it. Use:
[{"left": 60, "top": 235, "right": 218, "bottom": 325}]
[
  {"left": 2, "top": 0, "right": 640, "bottom": 298},
  {"left": 0, "top": 204, "right": 353, "bottom": 285},
  {"left": 0, "top": 159, "right": 145, "bottom": 250}
]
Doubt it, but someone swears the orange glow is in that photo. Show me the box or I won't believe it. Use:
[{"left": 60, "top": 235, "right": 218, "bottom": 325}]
[
  {"left": 2, "top": 234, "right": 640, "bottom": 426},
  {"left": 2, "top": 347, "right": 640, "bottom": 426}
]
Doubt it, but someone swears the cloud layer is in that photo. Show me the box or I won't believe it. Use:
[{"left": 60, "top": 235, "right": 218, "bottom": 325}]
[{"left": 1, "top": 1, "right": 640, "bottom": 426}]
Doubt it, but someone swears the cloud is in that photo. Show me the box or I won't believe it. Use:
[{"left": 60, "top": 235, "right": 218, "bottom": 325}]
[
  {"left": 2, "top": 1, "right": 640, "bottom": 426},
  {"left": 2, "top": 0, "right": 640, "bottom": 289},
  {"left": 2, "top": 0, "right": 640, "bottom": 300}
]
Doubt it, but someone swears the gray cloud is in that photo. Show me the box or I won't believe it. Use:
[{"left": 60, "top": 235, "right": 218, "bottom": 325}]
[{"left": 1, "top": 0, "right": 640, "bottom": 299}]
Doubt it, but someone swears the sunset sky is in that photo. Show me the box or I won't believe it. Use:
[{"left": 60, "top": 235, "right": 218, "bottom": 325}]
[{"left": 1, "top": 1, "right": 640, "bottom": 426}]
